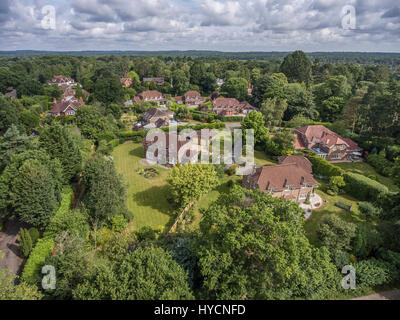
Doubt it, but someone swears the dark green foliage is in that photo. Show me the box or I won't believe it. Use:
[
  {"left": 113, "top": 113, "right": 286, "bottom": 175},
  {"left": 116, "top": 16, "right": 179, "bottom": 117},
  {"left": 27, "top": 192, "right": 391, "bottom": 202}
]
[
  {"left": 73, "top": 246, "right": 194, "bottom": 300},
  {"left": 93, "top": 77, "right": 124, "bottom": 105},
  {"left": 19, "top": 228, "right": 33, "bottom": 258},
  {"left": 280, "top": 51, "right": 312, "bottom": 85},
  {"left": 330, "top": 250, "right": 350, "bottom": 270},
  {"left": 366, "top": 154, "right": 393, "bottom": 177},
  {"left": 28, "top": 228, "right": 40, "bottom": 245},
  {"left": 317, "top": 216, "right": 356, "bottom": 251},
  {"left": 82, "top": 156, "right": 129, "bottom": 226},
  {"left": 343, "top": 172, "right": 389, "bottom": 202},
  {"left": 221, "top": 77, "right": 248, "bottom": 101},
  {"left": 306, "top": 154, "right": 344, "bottom": 177},
  {"left": 358, "top": 202, "right": 382, "bottom": 219},
  {"left": 39, "top": 124, "right": 82, "bottom": 182},
  {"left": 352, "top": 224, "right": 383, "bottom": 259},
  {"left": 356, "top": 258, "right": 397, "bottom": 288},
  {"left": 44, "top": 209, "right": 89, "bottom": 239},
  {"left": 170, "top": 237, "right": 197, "bottom": 288}
]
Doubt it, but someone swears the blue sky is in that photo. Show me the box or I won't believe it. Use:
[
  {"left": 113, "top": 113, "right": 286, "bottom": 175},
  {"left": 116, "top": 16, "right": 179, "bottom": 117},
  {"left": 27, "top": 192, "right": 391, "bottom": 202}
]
[{"left": 0, "top": 0, "right": 399, "bottom": 52}]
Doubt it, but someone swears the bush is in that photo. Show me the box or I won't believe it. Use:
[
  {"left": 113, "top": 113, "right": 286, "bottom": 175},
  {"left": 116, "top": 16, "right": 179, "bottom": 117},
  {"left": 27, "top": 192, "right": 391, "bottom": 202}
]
[
  {"left": 343, "top": 172, "right": 389, "bottom": 202},
  {"left": 356, "top": 258, "right": 397, "bottom": 288},
  {"left": 366, "top": 155, "right": 393, "bottom": 177},
  {"left": 358, "top": 202, "right": 382, "bottom": 219},
  {"left": 307, "top": 155, "right": 344, "bottom": 178},
  {"left": 317, "top": 216, "right": 356, "bottom": 251},
  {"left": 19, "top": 228, "right": 33, "bottom": 258},
  {"left": 28, "top": 228, "right": 40, "bottom": 245},
  {"left": 109, "top": 215, "right": 128, "bottom": 233},
  {"left": 352, "top": 224, "right": 383, "bottom": 259},
  {"left": 21, "top": 237, "right": 55, "bottom": 284},
  {"left": 330, "top": 250, "right": 350, "bottom": 270}
]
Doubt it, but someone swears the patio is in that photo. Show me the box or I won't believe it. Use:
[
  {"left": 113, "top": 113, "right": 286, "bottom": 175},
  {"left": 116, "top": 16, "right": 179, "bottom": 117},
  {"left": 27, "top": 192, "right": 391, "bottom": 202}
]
[{"left": 300, "top": 193, "right": 323, "bottom": 219}]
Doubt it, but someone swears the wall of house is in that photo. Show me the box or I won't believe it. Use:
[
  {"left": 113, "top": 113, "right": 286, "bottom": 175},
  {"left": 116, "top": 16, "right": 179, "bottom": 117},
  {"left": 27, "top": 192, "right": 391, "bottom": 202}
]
[{"left": 271, "top": 186, "right": 315, "bottom": 202}]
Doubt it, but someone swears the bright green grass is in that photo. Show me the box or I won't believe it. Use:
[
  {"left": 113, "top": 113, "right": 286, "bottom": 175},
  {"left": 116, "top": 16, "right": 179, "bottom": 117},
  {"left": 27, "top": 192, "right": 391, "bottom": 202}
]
[
  {"left": 112, "top": 142, "right": 175, "bottom": 231},
  {"left": 254, "top": 150, "right": 277, "bottom": 167},
  {"left": 335, "top": 162, "right": 399, "bottom": 192},
  {"left": 304, "top": 188, "right": 366, "bottom": 246}
]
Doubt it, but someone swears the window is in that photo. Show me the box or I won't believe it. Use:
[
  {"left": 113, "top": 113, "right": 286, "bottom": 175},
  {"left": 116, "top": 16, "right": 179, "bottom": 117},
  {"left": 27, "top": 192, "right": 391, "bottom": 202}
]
[
  {"left": 286, "top": 186, "right": 293, "bottom": 191},
  {"left": 299, "top": 193, "right": 307, "bottom": 200}
]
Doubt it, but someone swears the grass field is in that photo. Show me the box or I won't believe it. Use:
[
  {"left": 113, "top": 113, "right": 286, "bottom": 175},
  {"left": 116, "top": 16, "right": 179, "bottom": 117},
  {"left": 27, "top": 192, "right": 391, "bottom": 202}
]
[
  {"left": 112, "top": 142, "right": 175, "bottom": 231},
  {"left": 335, "top": 162, "right": 399, "bottom": 192}
]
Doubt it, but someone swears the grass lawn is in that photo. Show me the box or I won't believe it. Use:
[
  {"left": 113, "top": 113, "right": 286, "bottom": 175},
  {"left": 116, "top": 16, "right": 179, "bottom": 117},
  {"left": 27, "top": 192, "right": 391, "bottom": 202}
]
[
  {"left": 112, "top": 142, "right": 175, "bottom": 231},
  {"left": 335, "top": 162, "right": 399, "bottom": 192},
  {"left": 254, "top": 150, "right": 277, "bottom": 167}
]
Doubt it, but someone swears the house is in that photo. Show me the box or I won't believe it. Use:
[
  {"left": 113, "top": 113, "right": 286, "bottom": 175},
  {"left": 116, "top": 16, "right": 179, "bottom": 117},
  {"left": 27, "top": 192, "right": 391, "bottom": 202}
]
[
  {"left": 133, "top": 90, "right": 167, "bottom": 106},
  {"left": 242, "top": 163, "right": 318, "bottom": 203},
  {"left": 173, "top": 96, "right": 184, "bottom": 104},
  {"left": 48, "top": 75, "right": 76, "bottom": 87},
  {"left": 292, "top": 125, "right": 362, "bottom": 162},
  {"left": 278, "top": 155, "right": 313, "bottom": 174},
  {"left": 248, "top": 84, "right": 254, "bottom": 96},
  {"left": 134, "top": 107, "right": 174, "bottom": 129},
  {"left": 50, "top": 97, "right": 84, "bottom": 117},
  {"left": 143, "top": 77, "right": 164, "bottom": 86},
  {"left": 142, "top": 130, "right": 216, "bottom": 166},
  {"left": 213, "top": 98, "right": 256, "bottom": 116},
  {"left": 213, "top": 97, "right": 242, "bottom": 116},
  {"left": 120, "top": 78, "right": 133, "bottom": 88},
  {"left": 184, "top": 91, "right": 204, "bottom": 108}
]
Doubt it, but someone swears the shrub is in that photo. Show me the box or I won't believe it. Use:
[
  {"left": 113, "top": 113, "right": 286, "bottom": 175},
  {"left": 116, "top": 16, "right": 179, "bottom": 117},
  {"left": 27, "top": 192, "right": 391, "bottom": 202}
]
[
  {"left": 328, "top": 176, "right": 346, "bottom": 194},
  {"left": 343, "top": 172, "right": 389, "bottom": 202},
  {"left": 366, "top": 155, "right": 393, "bottom": 177},
  {"left": 352, "top": 224, "right": 383, "bottom": 259},
  {"left": 109, "top": 215, "right": 128, "bottom": 233},
  {"left": 356, "top": 258, "right": 397, "bottom": 288},
  {"left": 317, "top": 216, "right": 356, "bottom": 251},
  {"left": 19, "top": 228, "right": 33, "bottom": 258},
  {"left": 307, "top": 155, "right": 344, "bottom": 178},
  {"left": 28, "top": 228, "right": 40, "bottom": 245},
  {"left": 330, "top": 250, "right": 350, "bottom": 270},
  {"left": 358, "top": 202, "right": 382, "bottom": 219},
  {"left": 21, "top": 237, "right": 55, "bottom": 284}
]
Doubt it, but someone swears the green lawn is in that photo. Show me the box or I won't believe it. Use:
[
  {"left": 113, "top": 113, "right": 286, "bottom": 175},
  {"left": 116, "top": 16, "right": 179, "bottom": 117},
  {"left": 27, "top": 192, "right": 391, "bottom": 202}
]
[
  {"left": 335, "top": 162, "right": 399, "bottom": 192},
  {"left": 112, "top": 142, "right": 175, "bottom": 231},
  {"left": 254, "top": 150, "right": 277, "bottom": 167}
]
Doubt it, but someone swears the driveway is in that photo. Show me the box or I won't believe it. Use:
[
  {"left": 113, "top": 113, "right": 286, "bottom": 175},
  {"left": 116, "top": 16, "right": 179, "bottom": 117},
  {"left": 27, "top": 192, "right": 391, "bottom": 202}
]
[
  {"left": 351, "top": 290, "right": 400, "bottom": 300},
  {"left": 0, "top": 220, "right": 25, "bottom": 276}
]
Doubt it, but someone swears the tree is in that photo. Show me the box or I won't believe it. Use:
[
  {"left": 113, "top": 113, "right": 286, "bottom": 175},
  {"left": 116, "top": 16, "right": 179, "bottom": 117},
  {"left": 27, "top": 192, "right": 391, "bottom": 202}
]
[
  {"left": 93, "top": 77, "right": 124, "bottom": 105},
  {"left": 252, "top": 73, "right": 287, "bottom": 106},
  {"left": 358, "top": 202, "right": 382, "bottom": 220},
  {"left": 260, "top": 98, "right": 288, "bottom": 127},
  {"left": 241, "top": 111, "right": 269, "bottom": 146},
  {"left": 194, "top": 186, "right": 338, "bottom": 299},
  {"left": 280, "top": 51, "right": 312, "bottom": 85},
  {"left": 0, "top": 96, "right": 20, "bottom": 133},
  {"left": 221, "top": 77, "right": 248, "bottom": 101},
  {"left": 317, "top": 216, "right": 356, "bottom": 251},
  {"left": 284, "top": 83, "right": 318, "bottom": 120},
  {"left": 0, "top": 125, "right": 36, "bottom": 170},
  {"left": 168, "top": 164, "right": 218, "bottom": 207},
  {"left": 328, "top": 176, "right": 346, "bottom": 195},
  {"left": 11, "top": 159, "right": 59, "bottom": 228},
  {"left": 39, "top": 124, "right": 82, "bottom": 182},
  {"left": 74, "top": 246, "right": 194, "bottom": 300},
  {"left": 82, "top": 157, "right": 129, "bottom": 229},
  {"left": 352, "top": 223, "right": 382, "bottom": 259},
  {"left": 172, "top": 69, "right": 190, "bottom": 96},
  {"left": 264, "top": 130, "right": 295, "bottom": 156}
]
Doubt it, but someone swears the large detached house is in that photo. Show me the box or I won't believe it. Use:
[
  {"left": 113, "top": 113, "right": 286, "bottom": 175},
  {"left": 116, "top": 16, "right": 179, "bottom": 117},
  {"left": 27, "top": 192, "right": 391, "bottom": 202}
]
[
  {"left": 50, "top": 97, "right": 84, "bottom": 117},
  {"left": 48, "top": 75, "right": 76, "bottom": 87},
  {"left": 174, "top": 91, "right": 204, "bottom": 108},
  {"left": 293, "top": 125, "right": 362, "bottom": 162},
  {"left": 212, "top": 97, "right": 257, "bottom": 116},
  {"left": 133, "top": 90, "right": 167, "bottom": 106},
  {"left": 143, "top": 77, "right": 164, "bottom": 86},
  {"left": 242, "top": 162, "right": 318, "bottom": 203},
  {"left": 134, "top": 107, "right": 175, "bottom": 129}
]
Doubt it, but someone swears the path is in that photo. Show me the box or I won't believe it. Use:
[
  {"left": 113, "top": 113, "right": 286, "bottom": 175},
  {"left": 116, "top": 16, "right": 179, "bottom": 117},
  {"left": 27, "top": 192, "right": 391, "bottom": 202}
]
[
  {"left": 351, "top": 290, "right": 400, "bottom": 300},
  {"left": 0, "top": 220, "right": 25, "bottom": 276}
]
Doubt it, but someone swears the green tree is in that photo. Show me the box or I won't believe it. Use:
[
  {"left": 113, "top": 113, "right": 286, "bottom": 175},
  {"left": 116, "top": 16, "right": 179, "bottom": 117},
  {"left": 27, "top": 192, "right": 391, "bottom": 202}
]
[
  {"left": 317, "top": 216, "right": 356, "bottom": 251},
  {"left": 260, "top": 98, "right": 288, "bottom": 127},
  {"left": 280, "top": 51, "right": 312, "bottom": 85},
  {"left": 195, "top": 186, "right": 338, "bottom": 299},
  {"left": 39, "top": 124, "right": 82, "bottom": 182},
  {"left": 241, "top": 111, "right": 269, "bottom": 146},
  {"left": 221, "top": 77, "right": 248, "bottom": 101},
  {"left": 94, "top": 77, "right": 124, "bottom": 105},
  {"left": 168, "top": 164, "right": 218, "bottom": 207},
  {"left": 19, "top": 228, "right": 33, "bottom": 258},
  {"left": 284, "top": 83, "right": 317, "bottom": 120},
  {"left": 74, "top": 246, "right": 194, "bottom": 300}
]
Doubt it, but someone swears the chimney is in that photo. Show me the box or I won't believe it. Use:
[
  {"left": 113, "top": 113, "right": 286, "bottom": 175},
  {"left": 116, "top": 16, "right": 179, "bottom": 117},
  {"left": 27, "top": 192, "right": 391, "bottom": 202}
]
[
  {"left": 53, "top": 98, "right": 57, "bottom": 104},
  {"left": 300, "top": 176, "right": 305, "bottom": 186},
  {"left": 283, "top": 178, "right": 287, "bottom": 187}
]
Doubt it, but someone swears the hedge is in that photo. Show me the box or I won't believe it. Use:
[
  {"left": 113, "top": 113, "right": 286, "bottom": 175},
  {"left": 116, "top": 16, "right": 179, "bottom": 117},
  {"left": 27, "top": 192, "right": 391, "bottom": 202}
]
[
  {"left": 366, "top": 155, "right": 393, "bottom": 177},
  {"left": 306, "top": 155, "right": 344, "bottom": 178},
  {"left": 343, "top": 172, "right": 389, "bottom": 202},
  {"left": 21, "top": 237, "right": 55, "bottom": 285}
]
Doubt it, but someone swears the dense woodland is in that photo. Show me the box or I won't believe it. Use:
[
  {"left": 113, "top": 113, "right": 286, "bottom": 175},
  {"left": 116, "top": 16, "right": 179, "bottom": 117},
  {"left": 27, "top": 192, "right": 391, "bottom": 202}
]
[{"left": 0, "top": 51, "right": 399, "bottom": 300}]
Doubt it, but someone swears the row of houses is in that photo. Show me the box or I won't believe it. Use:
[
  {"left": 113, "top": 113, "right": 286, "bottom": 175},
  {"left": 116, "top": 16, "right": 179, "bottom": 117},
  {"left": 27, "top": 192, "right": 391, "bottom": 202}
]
[
  {"left": 141, "top": 124, "right": 362, "bottom": 204},
  {"left": 48, "top": 76, "right": 90, "bottom": 117}
]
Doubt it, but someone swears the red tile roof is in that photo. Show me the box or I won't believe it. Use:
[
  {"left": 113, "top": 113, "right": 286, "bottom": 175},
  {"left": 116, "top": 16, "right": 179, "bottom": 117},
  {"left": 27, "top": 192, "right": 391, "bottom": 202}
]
[{"left": 278, "top": 156, "right": 313, "bottom": 173}]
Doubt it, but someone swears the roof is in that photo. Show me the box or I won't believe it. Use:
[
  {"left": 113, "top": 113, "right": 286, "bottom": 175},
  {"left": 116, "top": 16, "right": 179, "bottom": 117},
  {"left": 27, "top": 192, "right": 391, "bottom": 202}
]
[
  {"left": 143, "top": 107, "right": 174, "bottom": 122},
  {"left": 296, "top": 125, "right": 349, "bottom": 148},
  {"left": 213, "top": 97, "right": 241, "bottom": 108},
  {"left": 50, "top": 99, "right": 84, "bottom": 113},
  {"left": 342, "top": 138, "right": 362, "bottom": 151},
  {"left": 184, "top": 91, "right": 202, "bottom": 98},
  {"left": 278, "top": 156, "right": 313, "bottom": 173},
  {"left": 139, "top": 90, "right": 163, "bottom": 100},
  {"left": 174, "top": 96, "right": 183, "bottom": 102},
  {"left": 246, "top": 164, "right": 318, "bottom": 192}
]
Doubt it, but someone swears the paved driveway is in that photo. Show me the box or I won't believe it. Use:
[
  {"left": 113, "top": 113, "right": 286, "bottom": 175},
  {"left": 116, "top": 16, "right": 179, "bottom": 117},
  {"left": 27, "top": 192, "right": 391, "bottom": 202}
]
[
  {"left": 351, "top": 290, "right": 400, "bottom": 300},
  {"left": 0, "top": 220, "right": 24, "bottom": 276}
]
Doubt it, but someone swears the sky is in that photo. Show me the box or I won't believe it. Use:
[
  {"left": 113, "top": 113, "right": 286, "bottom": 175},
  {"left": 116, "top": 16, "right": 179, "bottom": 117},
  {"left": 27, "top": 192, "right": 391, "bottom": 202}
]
[{"left": 0, "top": 0, "right": 399, "bottom": 52}]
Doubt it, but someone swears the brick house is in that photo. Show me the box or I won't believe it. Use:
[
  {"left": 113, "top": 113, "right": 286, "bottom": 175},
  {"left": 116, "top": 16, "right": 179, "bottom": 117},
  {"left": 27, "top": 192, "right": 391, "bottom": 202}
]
[
  {"left": 242, "top": 163, "right": 318, "bottom": 203},
  {"left": 184, "top": 91, "right": 204, "bottom": 108},
  {"left": 278, "top": 155, "right": 313, "bottom": 173},
  {"left": 50, "top": 97, "right": 84, "bottom": 117},
  {"left": 133, "top": 90, "right": 167, "bottom": 106},
  {"left": 213, "top": 97, "right": 256, "bottom": 116},
  {"left": 134, "top": 107, "right": 175, "bottom": 129},
  {"left": 293, "top": 125, "right": 362, "bottom": 162},
  {"left": 143, "top": 77, "right": 164, "bottom": 86},
  {"left": 48, "top": 75, "right": 76, "bottom": 87},
  {"left": 120, "top": 77, "right": 133, "bottom": 88}
]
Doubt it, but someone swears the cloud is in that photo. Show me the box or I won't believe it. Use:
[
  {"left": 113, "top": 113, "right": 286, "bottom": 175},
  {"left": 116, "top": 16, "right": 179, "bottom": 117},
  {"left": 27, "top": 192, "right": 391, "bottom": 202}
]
[{"left": 0, "top": 0, "right": 398, "bottom": 52}]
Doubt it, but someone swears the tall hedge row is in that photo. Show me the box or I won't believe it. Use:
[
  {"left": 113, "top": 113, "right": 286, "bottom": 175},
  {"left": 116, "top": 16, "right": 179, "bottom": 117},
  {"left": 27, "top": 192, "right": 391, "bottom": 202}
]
[
  {"left": 343, "top": 172, "right": 389, "bottom": 202},
  {"left": 307, "top": 155, "right": 345, "bottom": 178}
]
